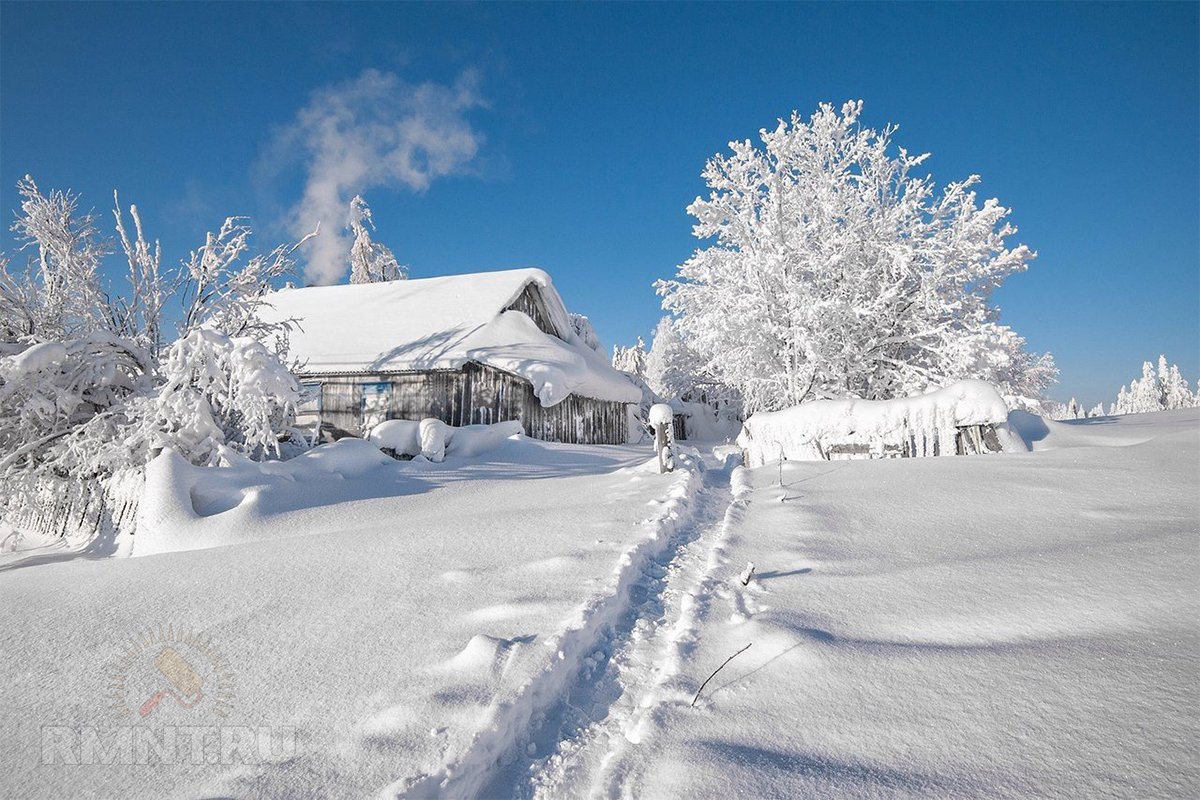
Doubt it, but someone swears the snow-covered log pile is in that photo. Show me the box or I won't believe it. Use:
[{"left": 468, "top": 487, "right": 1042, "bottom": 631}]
[
  {"left": 368, "top": 418, "right": 524, "bottom": 462},
  {"left": 738, "top": 380, "right": 1015, "bottom": 466}
]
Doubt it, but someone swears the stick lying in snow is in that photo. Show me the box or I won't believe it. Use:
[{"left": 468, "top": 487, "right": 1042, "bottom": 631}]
[{"left": 691, "top": 643, "right": 752, "bottom": 707}]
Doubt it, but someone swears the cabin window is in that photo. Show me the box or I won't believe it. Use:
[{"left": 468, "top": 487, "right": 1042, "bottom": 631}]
[{"left": 360, "top": 381, "right": 392, "bottom": 434}]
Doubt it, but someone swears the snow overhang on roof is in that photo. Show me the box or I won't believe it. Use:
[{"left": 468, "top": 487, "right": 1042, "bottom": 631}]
[{"left": 257, "top": 268, "right": 641, "bottom": 407}]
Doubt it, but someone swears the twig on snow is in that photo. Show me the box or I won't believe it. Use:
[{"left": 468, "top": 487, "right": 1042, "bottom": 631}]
[{"left": 691, "top": 643, "right": 752, "bottom": 707}]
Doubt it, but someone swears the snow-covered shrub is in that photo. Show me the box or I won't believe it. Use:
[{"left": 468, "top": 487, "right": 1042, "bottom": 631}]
[
  {"left": 737, "top": 380, "right": 1011, "bottom": 466},
  {"left": 657, "top": 101, "right": 1055, "bottom": 414},
  {"left": 126, "top": 330, "right": 300, "bottom": 465},
  {"left": 419, "top": 418, "right": 450, "bottom": 462},
  {"left": 0, "top": 177, "right": 313, "bottom": 523}
]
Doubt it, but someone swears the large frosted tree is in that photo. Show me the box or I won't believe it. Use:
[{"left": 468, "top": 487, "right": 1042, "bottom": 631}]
[{"left": 657, "top": 101, "right": 1054, "bottom": 413}]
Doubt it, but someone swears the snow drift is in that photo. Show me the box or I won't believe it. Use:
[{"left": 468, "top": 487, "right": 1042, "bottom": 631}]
[{"left": 738, "top": 379, "right": 1013, "bottom": 466}]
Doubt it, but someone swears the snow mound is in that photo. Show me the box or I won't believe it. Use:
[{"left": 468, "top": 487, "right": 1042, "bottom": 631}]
[
  {"left": 648, "top": 403, "right": 674, "bottom": 427},
  {"left": 369, "top": 419, "right": 524, "bottom": 461},
  {"left": 738, "top": 380, "right": 1009, "bottom": 465}
]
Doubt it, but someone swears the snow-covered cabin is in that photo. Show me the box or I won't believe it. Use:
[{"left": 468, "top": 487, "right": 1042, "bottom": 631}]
[{"left": 259, "top": 269, "right": 640, "bottom": 444}]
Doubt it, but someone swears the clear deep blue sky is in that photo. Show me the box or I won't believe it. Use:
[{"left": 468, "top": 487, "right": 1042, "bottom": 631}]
[{"left": 1, "top": 2, "right": 1196, "bottom": 406}]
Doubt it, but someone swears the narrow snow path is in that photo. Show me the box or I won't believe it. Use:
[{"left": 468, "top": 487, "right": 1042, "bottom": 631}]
[
  {"left": 387, "top": 449, "right": 747, "bottom": 800},
  {"left": 522, "top": 454, "right": 749, "bottom": 800}
]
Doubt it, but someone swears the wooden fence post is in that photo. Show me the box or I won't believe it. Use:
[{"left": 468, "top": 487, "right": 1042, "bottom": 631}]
[{"left": 649, "top": 403, "right": 675, "bottom": 473}]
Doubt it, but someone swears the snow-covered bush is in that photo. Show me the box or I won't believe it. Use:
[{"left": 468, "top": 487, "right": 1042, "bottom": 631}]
[
  {"left": 129, "top": 330, "right": 300, "bottom": 465},
  {"left": 0, "top": 177, "right": 312, "bottom": 518},
  {"left": 657, "top": 101, "right": 1055, "bottom": 414},
  {"left": 1109, "top": 356, "right": 1197, "bottom": 415}
]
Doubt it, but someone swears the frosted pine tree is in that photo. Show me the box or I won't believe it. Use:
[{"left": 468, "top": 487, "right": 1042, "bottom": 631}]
[
  {"left": 612, "top": 338, "right": 647, "bottom": 379},
  {"left": 1108, "top": 356, "right": 1195, "bottom": 415},
  {"left": 348, "top": 195, "right": 407, "bottom": 284},
  {"left": 657, "top": 101, "right": 1052, "bottom": 413},
  {"left": 1161, "top": 359, "right": 1194, "bottom": 409}
]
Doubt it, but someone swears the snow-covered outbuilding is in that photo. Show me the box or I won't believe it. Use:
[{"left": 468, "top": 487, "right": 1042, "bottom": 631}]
[
  {"left": 737, "top": 380, "right": 1013, "bottom": 467},
  {"left": 259, "top": 269, "right": 640, "bottom": 444}
]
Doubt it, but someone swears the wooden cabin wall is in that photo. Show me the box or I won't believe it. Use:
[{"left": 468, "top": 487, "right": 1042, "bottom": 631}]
[
  {"left": 311, "top": 363, "right": 627, "bottom": 444},
  {"left": 504, "top": 284, "right": 559, "bottom": 337}
]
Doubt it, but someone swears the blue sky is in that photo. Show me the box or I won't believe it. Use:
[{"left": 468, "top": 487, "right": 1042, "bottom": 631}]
[{"left": 1, "top": 2, "right": 1196, "bottom": 406}]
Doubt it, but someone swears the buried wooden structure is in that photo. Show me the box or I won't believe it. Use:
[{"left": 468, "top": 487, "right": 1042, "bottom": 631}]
[
  {"left": 818, "top": 422, "right": 1004, "bottom": 460},
  {"left": 736, "top": 381, "right": 1013, "bottom": 468}
]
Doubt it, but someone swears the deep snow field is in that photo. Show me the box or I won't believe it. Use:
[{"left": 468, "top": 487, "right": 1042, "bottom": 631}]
[{"left": 1, "top": 410, "right": 1197, "bottom": 799}]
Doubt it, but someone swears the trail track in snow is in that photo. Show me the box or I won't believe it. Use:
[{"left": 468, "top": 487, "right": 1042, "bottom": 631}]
[
  {"left": 520, "top": 454, "right": 749, "bottom": 799},
  {"left": 391, "top": 451, "right": 746, "bottom": 799}
]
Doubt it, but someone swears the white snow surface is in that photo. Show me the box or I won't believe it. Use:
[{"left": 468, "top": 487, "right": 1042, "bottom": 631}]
[
  {"left": 257, "top": 268, "right": 640, "bottom": 407},
  {"left": 739, "top": 379, "right": 1010, "bottom": 464},
  {"left": 566, "top": 409, "right": 1199, "bottom": 798},
  {"left": 0, "top": 436, "right": 697, "bottom": 798},
  {"left": 3, "top": 340, "right": 67, "bottom": 375},
  {"left": 1, "top": 410, "right": 1196, "bottom": 799}
]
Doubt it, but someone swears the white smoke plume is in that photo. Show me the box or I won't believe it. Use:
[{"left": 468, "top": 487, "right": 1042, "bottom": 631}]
[{"left": 269, "top": 69, "right": 485, "bottom": 284}]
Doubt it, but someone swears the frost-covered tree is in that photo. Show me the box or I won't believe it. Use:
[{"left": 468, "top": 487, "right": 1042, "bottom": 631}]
[
  {"left": 1110, "top": 356, "right": 1196, "bottom": 415},
  {"left": 612, "top": 338, "right": 647, "bottom": 380},
  {"left": 347, "top": 195, "right": 406, "bottom": 284},
  {"left": 644, "top": 317, "right": 717, "bottom": 401},
  {"left": 1160, "top": 356, "right": 1194, "bottom": 410},
  {"left": 657, "top": 101, "right": 1053, "bottom": 413},
  {"left": 0, "top": 177, "right": 313, "bottom": 514},
  {"left": 569, "top": 313, "right": 602, "bottom": 353},
  {"left": 1088, "top": 402, "right": 1105, "bottom": 418}
]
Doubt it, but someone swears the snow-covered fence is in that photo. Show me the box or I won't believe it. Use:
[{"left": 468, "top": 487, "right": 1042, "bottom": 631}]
[
  {"left": 738, "top": 380, "right": 1012, "bottom": 467},
  {"left": 3, "top": 469, "right": 144, "bottom": 542}
]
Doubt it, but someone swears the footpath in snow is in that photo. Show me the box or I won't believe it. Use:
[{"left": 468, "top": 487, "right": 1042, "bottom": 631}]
[
  {"left": 588, "top": 410, "right": 1200, "bottom": 799},
  {"left": 3, "top": 410, "right": 1196, "bottom": 799},
  {"left": 0, "top": 438, "right": 707, "bottom": 798}
]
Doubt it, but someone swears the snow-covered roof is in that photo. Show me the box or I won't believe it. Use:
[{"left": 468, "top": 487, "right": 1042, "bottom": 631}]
[{"left": 258, "top": 268, "right": 640, "bottom": 407}]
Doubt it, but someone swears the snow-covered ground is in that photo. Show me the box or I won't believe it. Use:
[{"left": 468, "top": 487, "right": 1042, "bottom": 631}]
[
  {"left": 549, "top": 409, "right": 1199, "bottom": 799},
  {"left": 2, "top": 410, "right": 1196, "bottom": 798},
  {"left": 0, "top": 438, "right": 695, "bottom": 797}
]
